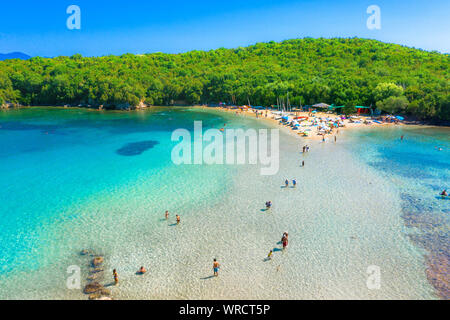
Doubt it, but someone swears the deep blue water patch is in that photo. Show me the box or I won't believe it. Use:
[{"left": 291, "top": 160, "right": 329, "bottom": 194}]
[{"left": 116, "top": 140, "right": 160, "bottom": 156}]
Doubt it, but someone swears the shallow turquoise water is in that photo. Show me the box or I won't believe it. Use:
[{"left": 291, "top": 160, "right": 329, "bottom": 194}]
[
  {"left": 0, "top": 108, "right": 447, "bottom": 299},
  {"left": 0, "top": 107, "right": 236, "bottom": 273},
  {"left": 345, "top": 126, "right": 450, "bottom": 299}
]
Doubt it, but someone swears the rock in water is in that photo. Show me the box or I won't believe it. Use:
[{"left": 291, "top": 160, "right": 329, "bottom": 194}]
[
  {"left": 84, "top": 282, "right": 104, "bottom": 294},
  {"left": 92, "top": 256, "right": 104, "bottom": 267},
  {"left": 88, "top": 288, "right": 111, "bottom": 300},
  {"left": 90, "top": 268, "right": 104, "bottom": 274}
]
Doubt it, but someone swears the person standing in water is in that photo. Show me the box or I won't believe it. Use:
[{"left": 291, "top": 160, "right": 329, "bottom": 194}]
[
  {"left": 165, "top": 210, "right": 169, "bottom": 220},
  {"left": 138, "top": 266, "right": 147, "bottom": 274},
  {"left": 176, "top": 215, "right": 181, "bottom": 224},
  {"left": 213, "top": 259, "right": 220, "bottom": 276},
  {"left": 113, "top": 269, "right": 119, "bottom": 285},
  {"left": 401, "top": 135, "right": 404, "bottom": 141},
  {"left": 282, "top": 236, "right": 288, "bottom": 250}
]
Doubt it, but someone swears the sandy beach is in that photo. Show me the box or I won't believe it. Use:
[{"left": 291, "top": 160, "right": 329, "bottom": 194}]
[{"left": 206, "top": 106, "right": 400, "bottom": 141}]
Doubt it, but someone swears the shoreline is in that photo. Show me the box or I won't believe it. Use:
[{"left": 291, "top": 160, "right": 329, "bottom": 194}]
[{"left": 2, "top": 105, "right": 449, "bottom": 128}]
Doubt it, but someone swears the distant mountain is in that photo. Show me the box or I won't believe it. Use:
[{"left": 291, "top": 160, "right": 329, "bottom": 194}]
[{"left": 0, "top": 52, "right": 31, "bottom": 61}]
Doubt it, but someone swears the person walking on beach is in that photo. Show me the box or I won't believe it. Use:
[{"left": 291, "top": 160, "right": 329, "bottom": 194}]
[
  {"left": 213, "top": 259, "right": 220, "bottom": 276},
  {"left": 282, "top": 236, "right": 288, "bottom": 250},
  {"left": 113, "top": 269, "right": 119, "bottom": 285},
  {"left": 281, "top": 232, "right": 289, "bottom": 249},
  {"left": 285, "top": 179, "right": 289, "bottom": 188},
  {"left": 176, "top": 215, "right": 181, "bottom": 225},
  {"left": 165, "top": 210, "right": 169, "bottom": 220},
  {"left": 334, "top": 135, "right": 337, "bottom": 142},
  {"left": 302, "top": 160, "right": 305, "bottom": 167},
  {"left": 292, "top": 179, "right": 297, "bottom": 188},
  {"left": 267, "top": 250, "right": 273, "bottom": 260},
  {"left": 302, "top": 146, "right": 306, "bottom": 153}
]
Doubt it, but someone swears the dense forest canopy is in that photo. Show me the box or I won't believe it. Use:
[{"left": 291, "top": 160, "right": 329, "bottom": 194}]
[{"left": 0, "top": 38, "right": 448, "bottom": 120}]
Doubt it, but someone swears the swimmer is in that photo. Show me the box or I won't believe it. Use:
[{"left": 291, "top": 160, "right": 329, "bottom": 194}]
[
  {"left": 138, "top": 266, "right": 147, "bottom": 274},
  {"left": 213, "top": 259, "right": 220, "bottom": 276},
  {"left": 440, "top": 190, "right": 448, "bottom": 196},
  {"left": 165, "top": 210, "right": 169, "bottom": 220},
  {"left": 113, "top": 269, "right": 119, "bottom": 285},
  {"left": 176, "top": 215, "right": 181, "bottom": 224}
]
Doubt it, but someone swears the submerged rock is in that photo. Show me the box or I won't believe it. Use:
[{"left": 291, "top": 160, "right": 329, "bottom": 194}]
[
  {"left": 90, "top": 268, "right": 104, "bottom": 274},
  {"left": 84, "top": 282, "right": 104, "bottom": 294},
  {"left": 92, "top": 256, "right": 104, "bottom": 267},
  {"left": 87, "top": 273, "right": 103, "bottom": 281},
  {"left": 88, "top": 288, "right": 111, "bottom": 300}
]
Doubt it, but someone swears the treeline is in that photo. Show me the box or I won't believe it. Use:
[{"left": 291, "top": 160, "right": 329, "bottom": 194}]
[{"left": 0, "top": 38, "right": 448, "bottom": 120}]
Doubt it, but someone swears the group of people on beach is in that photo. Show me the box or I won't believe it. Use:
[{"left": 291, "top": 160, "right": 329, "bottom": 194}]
[
  {"left": 285, "top": 179, "right": 297, "bottom": 188},
  {"left": 165, "top": 210, "right": 181, "bottom": 224},
  {"left": 111, "top": 266, "right": 148, "bottom": 285},
  {"left": 302, "top": 145, "right": 310, "bottom": 153},
  {"left": 267, "top": 232, "right": 289, "bottom": 260}
]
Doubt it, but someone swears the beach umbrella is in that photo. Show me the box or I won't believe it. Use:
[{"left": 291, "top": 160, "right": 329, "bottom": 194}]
[{"left": 396, "top": 116, "right": 404, "bottom": 121}]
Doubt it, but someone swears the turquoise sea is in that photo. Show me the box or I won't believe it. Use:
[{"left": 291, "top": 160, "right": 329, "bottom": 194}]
[{"left": 0, "top": 107, "right": 448, "bottom": 299}]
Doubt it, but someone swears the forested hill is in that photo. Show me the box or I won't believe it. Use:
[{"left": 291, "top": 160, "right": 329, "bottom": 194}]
[{"left": 0, "top": 38, "right": 448, "bottom": 120}]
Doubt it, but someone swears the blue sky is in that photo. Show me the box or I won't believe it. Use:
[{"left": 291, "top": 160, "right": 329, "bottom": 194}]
[{"left": 0, "top": 0, "right": 448, "bottom": 57}]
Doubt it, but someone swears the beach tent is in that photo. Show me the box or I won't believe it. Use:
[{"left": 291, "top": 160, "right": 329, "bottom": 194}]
[
  {"left": 355, "top": 106, "right": 371, "bottom": 114},
  {"left": 312, "top": 103, "right": 330, "bottom": 109}
]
